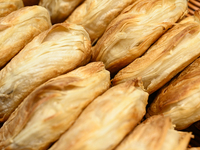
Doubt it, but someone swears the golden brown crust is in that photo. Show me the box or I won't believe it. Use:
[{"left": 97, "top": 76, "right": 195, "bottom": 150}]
[{"left": 0, "top": 62, "right": 110, "bottom": 150}]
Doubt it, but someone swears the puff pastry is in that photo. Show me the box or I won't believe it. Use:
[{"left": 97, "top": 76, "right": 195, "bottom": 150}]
[
  {"left": 0, "top": 0, "right": 23, "bottom": 17},
  {"left": 0, "top": 6, "right": 51, "bottom": 69},
  {"left": 147, "top": 57, "right": 200, "bottom": 130},
  {"left": 113, "top": 11, "right": 200, "bottom": 94},
  {"left": 66, "top": 0, "right": 137, "bottom": 43},
  {"left": 0, "top": 62, "right": 110, "bottom": 150},
  {"left": 39, "top": 0, "right": 85, "bottom": 24},
  {"left": 0, "top": 23, "right": 91, "bottom": 122},
  {"left": 22, "top": 0, "right": 39, "bottom": 6},
  {"left": 49, "top": 79, "right": 148, "bottom": 150},
  {"left": 92, "top": 0, "right": 187, "bottom": 74},
  {"left": 116, "top": 115, "right": 192, "bottom": 150}
]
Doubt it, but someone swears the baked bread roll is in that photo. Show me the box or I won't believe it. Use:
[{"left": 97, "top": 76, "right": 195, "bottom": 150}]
[
  {"left": 147, "top": 57, "right": 200, "bottom": 130},
  {"left": 22, "top": 0, "right": 39, "bottom": 6},
  {"left": 0, "top": 23, "right": 91, "bottom": 122},
  {"left": 0, "top": 0, "right": 23, "bottom": 17},
  {"left": 66, "top": 0, "right": 137, "bottom": 43},
  {"left": 0, "top": 62, "right": 110, "bottom": 150},
  {"left": 115, "top": 115, "right": 192, "bottom": 150},
  {"left": 49, "top": 79, "right": 148, "bottom": 150},
  {"left": 113, "top": 11, "right": 200, "bottom": 94},
  {"left": 39, "top": 0, "right": 85, "bottom": 24},
  {"left": 92, "top": 0, "right": 187, "bottom": 74},
  {"left": 0, "top": 6, "right": 51, "bottom": 69}
]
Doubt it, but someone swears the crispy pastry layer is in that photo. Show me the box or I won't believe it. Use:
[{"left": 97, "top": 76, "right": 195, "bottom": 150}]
[
  {"left": 0, "top": 62, "right": 110, "bottom": 150},
  {"left": 92, "top": 0, "right": 187, "bottom": 74},
  {"left": 0, "top": 0, "right": 23, "bottom": 17},
  {"left": 49, "top": 79, "right": 148, "bottom": 150},
  {"left": 66, "top": 0, "right": 136, "bottom": 43},
  {"left": 147, "top": 57, "right": 200, "bottom": 130},
  {"left": 0, "top": 22, "right": 91, "bottom": 122},
  {"left": 113, "top": 11, "right": 200, "bottom": 94},
  {"left": 116, "top": 115, "right": 192, "bottom": 150},
  {"left": 39, "top": 0, "right": 85, "bottom": 24},
  {"left": 0, "top": 6, "right": 51, "bottom": 68}
]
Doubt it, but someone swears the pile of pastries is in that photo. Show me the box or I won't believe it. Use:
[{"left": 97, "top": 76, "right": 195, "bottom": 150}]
[{"left": 0, "top": 0, "right": 200, "bottom": 149}]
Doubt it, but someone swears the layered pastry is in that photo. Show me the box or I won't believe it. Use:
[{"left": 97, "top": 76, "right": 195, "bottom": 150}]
[
  {"left": 39, "top": 0, "right": 85, "bottom": 23},
  {"left": 66, "top": 0, "right": 137, "bottom": 43},
  {"left": 49, "top": 79, "right": 148, "bottom": 150},
  {"left": 0, "top": 22, "right": 91, "bottom": 122},
  {"left": 0, "top": 62, "right": 110, "bottom": 150},
  {"left": 0, "top": 6, "right": 51, "bottom": 68},
  {"left": 0, "top": 0, "right": 23, "bottom": 17},
  {"left": 92, "top": 0, "right": 187, "bottom": 74},
  {"left": 147, "top": 57, "right": 200, "bottom": 130},
  {"left": 116, "top": 115, "right": 192, "bottom": 150},
  {"left": 113, "top": 10, "right": 200, "bottom": 94}
]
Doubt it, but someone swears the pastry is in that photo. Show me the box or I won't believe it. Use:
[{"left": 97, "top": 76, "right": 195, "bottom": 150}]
[
  {"left": 0, "top": 6, "right": 51, "bottom": 68},
  {"left": 0, "top": 62, "right": 110, "bottom": 150},
  {"left": 49, "top": 79, "right": 148, "bottom": 150},
  {"left": 0, "top": 22, "right": 91, "bottom": 122},
  {"left": 113, "top": 11, "right": 200, "bottom": 94},
  {"left": 39, "top": 0, "right": 85, "bottom": 24},
  {"left": 147, "top": 57, "right": 200, "bottom": 130},
  {"left": 0, "top": 0, "right": 23, "bottom": 17},
  {"left": 66, "top": 0, "right": 137, "bottom": 43},
  {"left": 92, "top": 0, "right": 187, "bottom": 74}
]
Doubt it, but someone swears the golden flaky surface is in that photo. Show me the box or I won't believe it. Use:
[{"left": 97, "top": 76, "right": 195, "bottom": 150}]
[
  {"left": 66, "top": 0, "right": 136, "bottom": 43},
  {"left": 92, "top": 0, "right": 187, "bottom": 74},
  {"left": 0, "top": 6, "right": 51, "bottom": 69},
  {"left": 0, "top": 0, "right": 23, "bottom": 17},
  {"left": 113, "top": 11, "right": 200, "bottom": 94},
  {"left": 115, "top": 115, "right": 192, "bottom": 150},
  {"left": 39, "top": 0, "right": 84, "bottom": 24},
  {"left": 0, "top": 23, "right": 91, "bottom": 122},
  {"left": 0, "top": 62, "right": 110, "bottom": 150},
  {"left": 147, "top": 57, "right": 200, "bottom": 130},
  {"left": 49, "top": 79, "right": 148, "bottom": 150}
]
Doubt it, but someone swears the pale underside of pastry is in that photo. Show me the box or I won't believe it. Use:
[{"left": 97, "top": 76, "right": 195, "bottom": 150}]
[
  {"left": 0, "top": 62, "right": 110, "bottom": 150},
  {"left": 66, "top": 0, "right": 137, "bottom": 43},
  {"left": 147, "top": 57, "right": 200, "bottom": 130},
  {"left": 113, "top": 11, "right": 200, "bottom": 94},
  {"left": 39, "top": 0, "right": 85, "bottom": 24},
  {"left": 0, "top": 6, "right": 52, "bottom": 69},
  {"left": 115, "top": 115, "right": 192, "bottom": 150},
  {"left": 0, "top": 0, "right": 23, "bottom": 17},
  {"left": 49, "top": 79, "right": 148, "bottom": 150},
  {"left": 22, "top": 0, "right": 39, "bottom": 6},
  {"left": 92, "top": 0, "right": 188, "bottom": 74},
  {"left": 0, "top": 23, "right": 91, "bottom": 122}
]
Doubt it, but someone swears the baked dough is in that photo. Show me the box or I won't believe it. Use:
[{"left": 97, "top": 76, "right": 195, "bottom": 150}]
[
  {"left": 116, "top": 115, "right": 192, "bottom": 150},
  {"left": 0, "top": 62, "right": 110, "bottom": 150},
  {"left": 113, "top": 11, "right": 200, "bottom": 94},
  {"left": 39, "top": 0, "right": 85, "bottom": 24},
  {"left": 66, "top": 0, "right": 137, "bottom": 43},
  {"left": 92, "top": 0, "right": 187, "bottom": 74},
  {"left": 0, "top": 22, "right": 91, "bottom": 122},
  {"left": 0, "top": 0, "right": 23, "bottom": 17},
  {"left": 147, "top": 57, "right": 200, "bottom": 130},
  {"left": 49, "top": 79, "right": 148, "bottom": 150},
  {"left": 0, "top": 6, "right": 51, "bottom": 69}
]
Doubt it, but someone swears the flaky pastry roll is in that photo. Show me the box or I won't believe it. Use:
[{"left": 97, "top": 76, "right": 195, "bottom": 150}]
[
  {"left": 39, "top": 0, "right": 85, "bottom": 24},
  {"left": 92, "top": 0, "right": 187, "bottom": 74},
  {"left": 0, "top": 0, "right": 23, "bottom": 17},
  {"left": 0, "top": 62, "right": 110, "bottom": 150},
  {"left": 0, "top": 6, "right": 51, "bottom": 69},
  {"left": 66, "top": 0, "right": 137, "bottom": 43},
  {"left": 147, "top": 57, "right": 200, "bottom": 130},
  {"left": 115, "top": 115, "right": 192, "bottom": 150},
  {"left": 188, "top": 148, "right": 200, "bottom": 150},
  {"left": 113, "top": 11, "right": 200, "bottom": 94},
  {"left": 49, "top": 79, "right": 148, "bottom": 150},
  {"left": 0, "top": 22, "right": 91, "bottom": 122}
]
